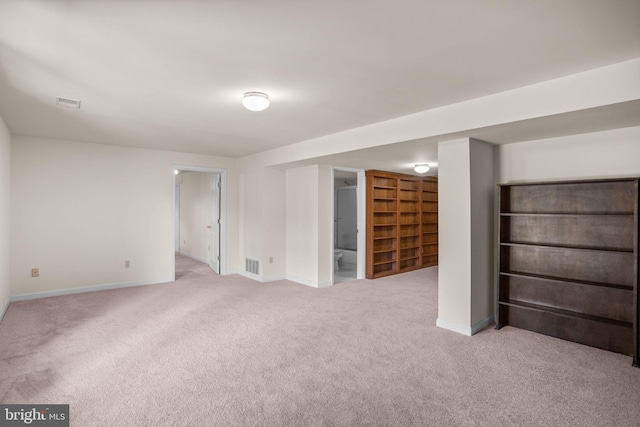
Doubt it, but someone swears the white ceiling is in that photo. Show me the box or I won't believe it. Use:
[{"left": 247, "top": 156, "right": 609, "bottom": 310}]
[{"left": 1, "top": 1, "right": 639, "bottom": 159}]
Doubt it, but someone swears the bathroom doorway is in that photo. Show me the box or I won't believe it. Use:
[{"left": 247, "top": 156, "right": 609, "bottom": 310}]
[{"left": 333, "top": 167, "right": 365, "bottom": 283}]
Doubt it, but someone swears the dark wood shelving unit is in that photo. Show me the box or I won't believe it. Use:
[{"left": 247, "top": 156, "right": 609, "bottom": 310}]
[
  {"left": 366, "top": 171, "right": 438, "bottom": 279},
  {"left": 496, "top": 178, "right": 639, "bottom": 367}
]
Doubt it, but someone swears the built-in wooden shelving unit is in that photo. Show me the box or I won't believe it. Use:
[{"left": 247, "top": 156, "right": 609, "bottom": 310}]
[
  {"left": 496, "top": 179, "right": 639, "bottom": 367},
  {"left": 366, "top": 170, "right": 438, "bottom": 279}
]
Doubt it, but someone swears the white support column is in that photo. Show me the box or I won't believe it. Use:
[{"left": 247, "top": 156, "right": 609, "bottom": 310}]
[{"left": 437, "top": 138, "right": 495, "bottom": 335}]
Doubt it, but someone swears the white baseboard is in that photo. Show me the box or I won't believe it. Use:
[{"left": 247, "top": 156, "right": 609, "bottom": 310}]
[
  {"left": 226, "top": 271, "right": 333, "bottom": 289},
  {"left": 436, "top": 318, "right": 473, "bottom": 336},
  {"left": 285, "top": 275, "right": 333, "bottom": 288},
  {"left": 10, "top": 278, "right": 173, "bottom": 302},
  {"left": 436, "top": 314, "right": 495, "bottom": 336},
  {"left": 0, "top": 297, "right": 9, "bottom": 323},
  {"left": 178, "top": 251, "right": 208, "bottom": 264},
  {"left": 238, "top": 271, "right": 263, "bottom": 282},
  {"left": 471, "top": 314, "right": 495, "bottom": 335}
]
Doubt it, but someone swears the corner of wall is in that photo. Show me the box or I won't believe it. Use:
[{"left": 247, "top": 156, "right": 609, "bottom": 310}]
[
  {"left": 0, "top": 113, "right": 11, "bottom": 319},
  {"left": 0, "top": 297, "right": 9, "bottom": 323}
]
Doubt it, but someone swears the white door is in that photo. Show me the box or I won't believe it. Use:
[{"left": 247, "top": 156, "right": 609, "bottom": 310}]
[{"left": 209, "top": 173, "right": 221, "bottom": 274}]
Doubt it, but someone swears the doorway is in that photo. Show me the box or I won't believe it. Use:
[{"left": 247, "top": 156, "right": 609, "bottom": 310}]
[
  {"left": 172, "top": 166, "right": 227, "bottom": 280},
  {"left": 332, "top": 167, "right": 365, "bottom": 283}
]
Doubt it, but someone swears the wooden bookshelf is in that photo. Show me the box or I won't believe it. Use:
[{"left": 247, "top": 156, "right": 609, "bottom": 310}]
[
  {"left": 366, "top": 170, "right": 438, "bottom": 279},
  {"left": 496, "top": 178, "right": 639, "bottom": 367},
  {"left": 421, "top": 177, "right": 438, "bottom": 267}
]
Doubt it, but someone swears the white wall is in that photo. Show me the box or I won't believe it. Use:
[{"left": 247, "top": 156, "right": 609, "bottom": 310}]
[
  {"left": 499, "top": 126, "right": 640, "bottom": 182},
  {"left": 437, "top": 139, "right": 472, "bottom": 327},
  {"left": 178, "top": 172, "right": 212, "bottom": 262},
  {"left": 0, "top": 114, "right": 10, "bottom": 318},
  {"left": 283, "top": 164, "right": 333, "bottom": 287},
  {"left": 469, "top": 139, "right": 495, "bottom": 326},
  {"left": 437, "top": 138, "right": 495, "bottom": 335},
  {"left": 286, "top": 165, "right": 319, "bottom": 285},
  {"left": 317, "top": 165, "right": 333, "bottom": 285},
  {"left": 238, "top": 165, "right": 286, "bottom": 281},
  {"left": 10, "top": 135, "right": 238, "bottom": 296}
]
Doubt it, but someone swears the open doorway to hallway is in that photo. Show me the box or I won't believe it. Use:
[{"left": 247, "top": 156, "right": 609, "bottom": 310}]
[{"left": 173, "top": 166, "right": 227, "bottom": 280}]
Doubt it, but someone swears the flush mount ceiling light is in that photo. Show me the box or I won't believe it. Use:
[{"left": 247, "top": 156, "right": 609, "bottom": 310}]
[
  {"left": 414, "top": 164, "right": 430, "bottom": 174},
  {"left": 242, "top": 92, "right": 270, "bottom": 111},
  {"left": 56, "top": 96, "right": 81, "bottom": 109}
]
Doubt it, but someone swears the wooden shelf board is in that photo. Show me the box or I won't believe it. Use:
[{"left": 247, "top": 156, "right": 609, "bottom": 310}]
[
  {"left": 500, "top": 271, "right": 633, "bottom": 291},
  {"left": 373, "top": 260, "right": 396, "bottom": 266},
  {"left": 500, "top": 241, "right": 634, "bottom": 253},
  {"left": 501, "top": 212, "right": 634, "bottom": 217},
  {"left": 372, "top": 236, "right": 396, "bottom": 240},
  {"left": 373, "top": 197, "right": 397, "bottom": 201},
  {"left": 499, "top": 299, "right": 633, "bottom": 329},
  {"left": 373, "top": 249, "right": 396, "bottom": 254},
  {"left": 373, "top": 185, "right": 397, "bottom": 189}
]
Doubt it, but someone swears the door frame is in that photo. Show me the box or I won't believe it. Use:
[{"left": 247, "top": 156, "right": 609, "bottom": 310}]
[
  {"left": 209, "top": 173, "right": 221, "bottom": 274},
  {"left": 331, "top": 167, "right": 366, "bottom": 282},
  {"left": 172, "top": 165, "right": 228, "bottom": 279}
]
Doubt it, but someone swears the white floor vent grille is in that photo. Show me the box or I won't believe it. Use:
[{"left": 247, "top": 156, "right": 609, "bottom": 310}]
[{"left": 245, "top": 258, "right": 259, "bottom": 275}]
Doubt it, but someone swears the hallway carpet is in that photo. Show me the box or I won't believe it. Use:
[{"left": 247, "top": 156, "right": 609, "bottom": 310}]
[{"left": 1, "top": 255, "right": 639, "bottom": 426}]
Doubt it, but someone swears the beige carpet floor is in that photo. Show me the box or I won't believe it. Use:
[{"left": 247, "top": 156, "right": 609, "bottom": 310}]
[{"left": 1, "top": 254, "right": 639, "bottom": 426}]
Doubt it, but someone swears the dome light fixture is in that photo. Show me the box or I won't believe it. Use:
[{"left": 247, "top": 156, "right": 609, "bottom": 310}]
[
  {"left": 242, "top": 92, "right": 270, "bottom": 111},
  {"left": 414, "top": 164, "right": 430, "bottom": 174}
]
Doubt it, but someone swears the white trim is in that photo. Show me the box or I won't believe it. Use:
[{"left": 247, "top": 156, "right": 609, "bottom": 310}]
[
  {"left": 356, "top": 170, "right": 366, "bottom": 279},
  {"left": 178, "top": 251, "right": 209, "bottom": 264},
  {"left": 471, "top": 314, "right": 495, "bottom": 335},
  {"left": 0, "top": 297, "right": 9, "bottom": 323},
  {"left": 238, "top": 271, "right": 286, "bottom": 283},
  {"left": 436, "top": 314, "right": 496, "bottom": 336},
  {"left": 237, "top": 271, "right": 330, "bottom": 288},
  {"left": 436, "top": 318, "right": 473, "bottom": 336},
  {"left": 238, "top": 271, "right": 261, "bottom": 282},
  {"left": 263, "top": 275, "right": 287, "bottom": 282},
  {"left": 331, "top": 166, "right": 366, "bottom": 283},
  {"left": 285, "top": 274, "right": 332, "bottom": 288},
  {"left": 10, "top": 278, "right": 173, "bottom": 302}
]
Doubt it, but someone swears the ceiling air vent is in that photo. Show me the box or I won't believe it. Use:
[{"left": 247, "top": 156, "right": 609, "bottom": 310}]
[{"left": 56, "top": 97, "right": 81, "bottom": 109}]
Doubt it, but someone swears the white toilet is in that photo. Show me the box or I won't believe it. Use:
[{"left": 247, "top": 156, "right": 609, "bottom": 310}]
[{"left": 333, "top": 250, "right": 343, "bottom": 271}]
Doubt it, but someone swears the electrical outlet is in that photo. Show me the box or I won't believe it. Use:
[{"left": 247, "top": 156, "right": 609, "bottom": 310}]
[
  {"left": 31, "top": 268, "right": 39, "bottom": 277},
  {"left": 125, "top": 260, "right": 130, "bottom": 268},
  {"left": 269, "top": 257, "right": 273, "bottom": 264}
]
